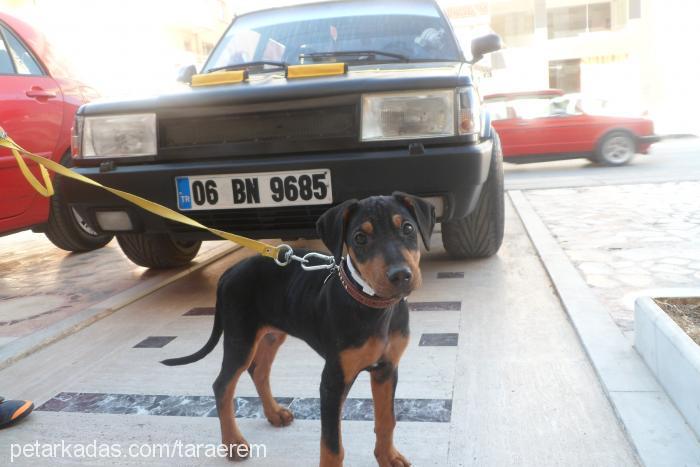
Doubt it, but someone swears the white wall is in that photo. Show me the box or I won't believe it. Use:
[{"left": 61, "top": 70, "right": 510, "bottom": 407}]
[
  {"left": 640, "top": 0, "right": 700, "bottom": 135},
  {"left": 1, "top": 0, "right": 232, "bottom": 98}
]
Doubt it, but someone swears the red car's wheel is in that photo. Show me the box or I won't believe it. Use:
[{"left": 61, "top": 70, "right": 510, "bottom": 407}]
[{"left": 595, "top": 131, "right": 636, "bottom": 166}]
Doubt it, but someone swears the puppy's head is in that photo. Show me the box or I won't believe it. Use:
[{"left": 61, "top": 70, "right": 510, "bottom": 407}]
[{"left": 316, "top": 192, "right": 435, "bottom": 299}]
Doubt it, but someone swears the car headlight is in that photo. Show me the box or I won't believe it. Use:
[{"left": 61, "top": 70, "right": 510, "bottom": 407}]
[
  {"left": 361, "top": 88, "right": 481, "bottom": 142},
  {"left": 361, "top": 90, "right": 455, "bottom": 141},
  {"left": 81, "top": 113, "right": 157, "bottom": 158}
]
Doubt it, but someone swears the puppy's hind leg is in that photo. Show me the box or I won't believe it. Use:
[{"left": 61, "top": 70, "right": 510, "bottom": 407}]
[
  {"left": 248, "top": 331, "right": 294, "bottom": 427},
  {"left": 213, "top": 327, "right": 267, "bottom": 460}
]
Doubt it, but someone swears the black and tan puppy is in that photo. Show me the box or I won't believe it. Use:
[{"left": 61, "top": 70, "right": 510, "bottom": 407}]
[{"left": 162, "top": 192, "right": 435, "bottom": 467}]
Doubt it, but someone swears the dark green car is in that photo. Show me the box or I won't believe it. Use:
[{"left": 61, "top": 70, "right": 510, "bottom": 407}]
[{"left": 65, "top": 0, "right": 504, "bottom": 268}]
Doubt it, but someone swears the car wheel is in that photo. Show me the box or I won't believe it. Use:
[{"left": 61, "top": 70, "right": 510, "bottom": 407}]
[
  {"left": 441, "top": 131, "right": 505, "bottom": 259},
  {"left": 44, "top": 153, "right": 114, "bottom": 252},
  {"left": 595, "top": 131, "right": 636, "bottom": 166},
  {"left": 116, "top": 233, "right": 201, "bottom": 269}
]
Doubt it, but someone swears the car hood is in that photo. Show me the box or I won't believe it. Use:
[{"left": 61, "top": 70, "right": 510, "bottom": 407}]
[{"left": 80, "top": 62, "right": 470, "bottom": 116}]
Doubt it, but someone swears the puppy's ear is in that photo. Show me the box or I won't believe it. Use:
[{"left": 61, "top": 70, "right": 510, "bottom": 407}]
[
  {"left": 316, "top": 199, "right": 359, "bottom": 262},
  {"left": 393, "top": 192, "right": 436, "bottom": 250}
]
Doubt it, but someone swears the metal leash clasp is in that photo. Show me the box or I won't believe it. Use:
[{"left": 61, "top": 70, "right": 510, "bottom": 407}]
[
  {"left": 274, "top": 244, "right": 337, "bottom": 271},
  {"left": 299, "top": 251, "right": 337, "bottom": 271}
]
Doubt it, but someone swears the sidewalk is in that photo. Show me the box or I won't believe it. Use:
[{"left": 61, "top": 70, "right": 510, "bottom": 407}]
[
  {"left": 0, "top": 231, "right": 235, "bottom": 368},
  {"left": 0, "top": 201, "right": 638, "bottom": 466},
  {"left": 524, "top": 181, "right": 700, "bottom": 335},
  {"left": 511, "top": 188, "right": 700, "bottom": 466}
]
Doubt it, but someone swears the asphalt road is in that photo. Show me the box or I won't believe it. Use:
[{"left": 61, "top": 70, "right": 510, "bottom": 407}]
[{"left": 504, "top": 138, "right": 700, "bottom": 190}]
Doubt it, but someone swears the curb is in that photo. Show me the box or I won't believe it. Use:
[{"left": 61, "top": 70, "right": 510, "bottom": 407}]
[
  {"left": 509, "top": 190, "right": 700, "bottom": 467},
  {"left": 0, "top": 242, "right": 239, "bottom": 371},
  {"left": 636, "top": 296, "right": 700, "bottom": 439}
]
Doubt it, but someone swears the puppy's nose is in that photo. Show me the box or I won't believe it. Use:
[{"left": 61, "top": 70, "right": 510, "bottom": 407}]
[{"left": 387, "top": 266, "right": 412, "bottom": 287}]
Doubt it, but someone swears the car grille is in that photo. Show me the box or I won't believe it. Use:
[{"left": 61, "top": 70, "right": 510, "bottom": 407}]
[
  {"left": 159, "top": 106, "right": 356, "bottom": 149},
  {"left": 166, "top": 204, "right": 331, "bottom": 234}
]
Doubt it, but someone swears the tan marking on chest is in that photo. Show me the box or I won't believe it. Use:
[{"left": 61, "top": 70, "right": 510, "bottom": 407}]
[
  {"left": 339, "top": 337, "right": 386, "bottom": 384},
  {"left": 385, "top": 332, "right": 409, "bottom": 364}
]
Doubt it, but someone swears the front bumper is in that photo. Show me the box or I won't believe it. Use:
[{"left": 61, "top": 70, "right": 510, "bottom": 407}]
[{"left": 64, "top": 141, "right": 493, "bottom": 240}]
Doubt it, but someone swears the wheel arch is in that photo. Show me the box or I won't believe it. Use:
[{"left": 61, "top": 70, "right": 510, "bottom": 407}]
[
  {"left": 596, "top": 127, "right": 641, "bottom": 153},
  {"left": 480, "top": 110, "right": 493, "bottom": 140}
]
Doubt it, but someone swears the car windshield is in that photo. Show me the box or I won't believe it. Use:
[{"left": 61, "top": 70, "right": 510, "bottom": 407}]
[
  {"left": 486, "top": 93, "right": 645, "bottom": 121},
  {"left": 203, "top": 0, "right": 461, "bottom": 72},
  {"left": 485, "top": 97, "right": 551, "bottom": 120}
]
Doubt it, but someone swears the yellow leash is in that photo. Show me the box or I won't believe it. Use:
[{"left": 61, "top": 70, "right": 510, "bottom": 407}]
[{"left": 0, "top": 127, "right": 280, "bottom": 260}]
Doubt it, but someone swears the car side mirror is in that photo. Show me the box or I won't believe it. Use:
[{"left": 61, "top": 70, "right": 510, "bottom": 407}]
[
  {"left": 177, "top": 64, "right": 197, "bottom": 84},
  {"left": 471, "top": 34, "right": 502, "bottom": 63}
]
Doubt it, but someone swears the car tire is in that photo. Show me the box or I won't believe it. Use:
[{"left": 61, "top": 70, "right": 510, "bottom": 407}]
[
  {"left": 441, "top": 131, "right": 505, "bottom": 259},
  {"left": 594, "top": 131, "right": 636, "bottom": 166},
  {"left": 116, "top": 233, "right": 201, "bottom": 269},
  {"left": 44, "top": 153, "right": 114, "bottom": 252}
]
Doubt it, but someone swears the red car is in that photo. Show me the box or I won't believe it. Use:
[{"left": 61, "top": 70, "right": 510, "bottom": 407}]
[
  {"left": 0, "top": 12, "right": 112, "bottom": 250},
  {"left": 484, "top": 89, "right": 660, "bottom": 166}
]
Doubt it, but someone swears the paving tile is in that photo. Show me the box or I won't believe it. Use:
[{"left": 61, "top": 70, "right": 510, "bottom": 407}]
[
  {"left": 419, "top": 333, "right": 458, "bottom": 346},
  {"left": 525, "top": 182, "right": 700, "bottom": 333},
  {"left": 608, "top": 390, "right": 700, "bottom": 466},
  {"left": 38, "top": 392, "right": 452, "bottom": 422},
  {"left": 512, "top": 190, "right": 700, "bottom": 465},
  {"left": 0, "top": 232, "right": 225, "bottom": 341},
  {"left": 0, "top": 337, "right": 17, "bottom": 347},
  {"left": 133, "top": 336, "right": 177, "bottom": 348},
  {"left": 408, "top": 301, "right": 461, "bottom": 311},
  {"left": 183, "top": 307, "right": 215, "bottom": 316},
  {"left": 0, "top": 204, "right": 640, "bottom": 466},
  {"left": 6, "top": 412, "right": 450, "bottom": 467},
  {"left": 436, "top": 272, "right": 464, "bottom": 279}
]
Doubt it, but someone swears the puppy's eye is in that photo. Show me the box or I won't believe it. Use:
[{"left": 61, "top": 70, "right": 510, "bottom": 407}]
[
  {"left": 354, "top": 232, "right": 368, "bottom": 245},
  {"left": 402, "top": 222, "right": 415, "bottom": 235}
]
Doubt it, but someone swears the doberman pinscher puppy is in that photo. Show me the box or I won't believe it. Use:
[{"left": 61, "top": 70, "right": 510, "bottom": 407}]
[{"left": 162, "top": 192, "right": 435, "bottom": 466}]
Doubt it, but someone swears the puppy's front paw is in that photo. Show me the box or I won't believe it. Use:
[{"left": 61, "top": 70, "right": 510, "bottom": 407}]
[
  {"left": 374, "top": 446, "right": 411, "bottom": 467},
  {"left": 266, "top": 406, "right": 294, "bottom": 427},
  {"left": 224, "top": 439, "right": 251, "bottom": 462}
]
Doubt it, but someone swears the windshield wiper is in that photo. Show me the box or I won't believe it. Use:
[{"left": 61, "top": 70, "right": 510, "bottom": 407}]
[
  {"left": 299, "top": 50, "right": 410, "bottom": 63},
  {"left": 207, "top": 61, "right": 288, "bottom": 74}
]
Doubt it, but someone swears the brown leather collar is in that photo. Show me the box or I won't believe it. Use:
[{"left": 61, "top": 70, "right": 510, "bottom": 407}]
[{"left": 337, "top": 260, "right": 402, "bottom": 309}]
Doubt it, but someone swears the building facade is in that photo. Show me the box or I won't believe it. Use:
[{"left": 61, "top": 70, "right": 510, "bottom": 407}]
[
  {"left": 443, "top": 0, "right": 699, "bottom": 135},
  {"left": 1, "top": 0, "right": 234, "bottom": 97}
]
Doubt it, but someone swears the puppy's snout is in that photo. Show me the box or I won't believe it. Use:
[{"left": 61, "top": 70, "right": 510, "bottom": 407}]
[{"left": 387, "top": 265, "right": 412, "bottom": 288}]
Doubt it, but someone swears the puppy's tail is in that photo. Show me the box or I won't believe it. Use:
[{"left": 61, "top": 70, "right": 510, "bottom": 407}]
[{"left": 160, "top": 309, "right": 222, "bottom": 366}]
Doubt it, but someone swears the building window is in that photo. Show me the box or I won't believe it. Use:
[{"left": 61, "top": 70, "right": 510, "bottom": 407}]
[
  {"left": 547, "top": 5, "right": 586, "bottom": 39},
  {"left": 549, "top": 59, "right": 581, "bottom": 93},
  {"left": 588, "top": 3, "right": 612, "bottom": 31},
  {"left": 547, "top": 3, "right": 611, "bottom": 39},
  {"left": 491, "top": 12, "right": 535, "bottom": 47},
  {"left": 629, "top": 0, "right": 641, "bottom": 19},
  {"left": 183, "top": 37, "right": 194, "bottom": 53}
]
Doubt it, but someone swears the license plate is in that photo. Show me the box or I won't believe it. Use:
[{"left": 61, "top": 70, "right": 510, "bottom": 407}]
[{"left": 175, "top": 169, "right": 332, "bottom": 211}]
